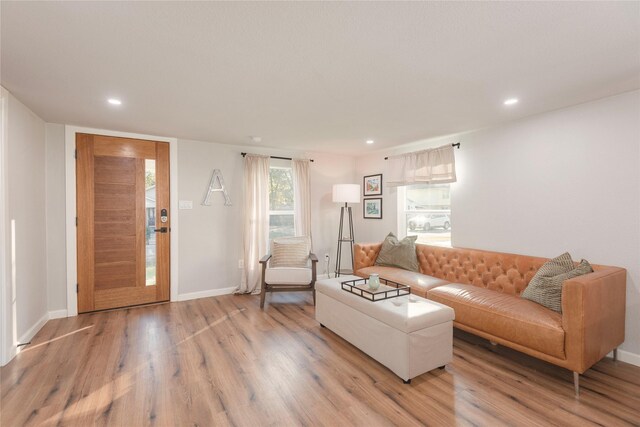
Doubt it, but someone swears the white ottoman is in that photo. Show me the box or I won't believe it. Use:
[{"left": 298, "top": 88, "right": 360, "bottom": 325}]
[{"left": 315, "top": 275, "right": 455, "bottom": 383}]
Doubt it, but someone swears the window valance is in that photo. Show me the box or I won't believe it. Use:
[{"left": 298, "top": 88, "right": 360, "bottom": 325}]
[{"left": 386, "top": 144, "right": 457, "bottom": 187}]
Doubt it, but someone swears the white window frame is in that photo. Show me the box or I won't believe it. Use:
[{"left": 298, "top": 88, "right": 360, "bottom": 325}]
[{"left": 397, "top": 186, "right": 408, "bottom": 237}]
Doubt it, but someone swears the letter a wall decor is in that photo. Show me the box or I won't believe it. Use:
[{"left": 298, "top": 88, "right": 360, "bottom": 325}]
[{"left": 202, "top": 169, "right": 231, "bottom": 206}]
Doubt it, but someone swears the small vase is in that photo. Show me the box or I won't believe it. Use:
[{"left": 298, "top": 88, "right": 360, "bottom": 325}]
[{"left": 368, "top": 274, "right": 380, "bottom": 291}]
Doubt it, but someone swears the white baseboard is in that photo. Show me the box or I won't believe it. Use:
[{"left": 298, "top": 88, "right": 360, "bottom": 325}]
[
  {"left": 18, "top": 312, "right": 49, "bottom": 346},
  {"left": 608, "top": 349, "right": 640, "bottom": 367},
  {"left": 9, "top": 309, "right": 69, "bottom": 364},
  {"left": 178, "top": 286, "right": 237, "bottom": 302},
  {"left": 48, "top": 309, "right": 68, "bottom": 319},
  {"left": 3, "top": 311, "right": 50, "bottom": 366}
]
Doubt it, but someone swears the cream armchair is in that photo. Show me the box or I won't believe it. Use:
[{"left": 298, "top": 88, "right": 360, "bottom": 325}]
[{"left": 259, "top": 236, "right": 318, "bottom": 308}]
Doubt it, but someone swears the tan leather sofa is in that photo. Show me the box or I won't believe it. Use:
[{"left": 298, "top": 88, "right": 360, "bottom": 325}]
[{"left": 354, "top": 242, "right": 626, "bottom": 394}]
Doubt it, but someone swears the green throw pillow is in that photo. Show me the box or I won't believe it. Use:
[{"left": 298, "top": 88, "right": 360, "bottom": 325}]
[
  {"left": 375, "top": 232, "right": 419, "bottom": 272},
  {"left": 522, "top": 254, "right": 593, "bottom": 313}
]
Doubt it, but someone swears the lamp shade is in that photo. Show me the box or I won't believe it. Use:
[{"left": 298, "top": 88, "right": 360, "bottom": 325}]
[{"left": 332, "top": 184, "right": 360, "bottom": 204}]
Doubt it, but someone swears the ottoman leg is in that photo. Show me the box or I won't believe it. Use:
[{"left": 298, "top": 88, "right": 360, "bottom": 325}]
[
  {"left": 320, "top": 323, "right": 326, "bottom": 328},
  {"left": 403, "top": 379, "right": 411, "bottom": 384},
  {"left": 438, "top": 365, "right": 446, "bottom": 370}
]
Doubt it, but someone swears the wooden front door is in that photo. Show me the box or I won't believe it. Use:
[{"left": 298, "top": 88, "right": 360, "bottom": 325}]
[{"left": 76, "top": 133, "right": 170, "bottom": 313}]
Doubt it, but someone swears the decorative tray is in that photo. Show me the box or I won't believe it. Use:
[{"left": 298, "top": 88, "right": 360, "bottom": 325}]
[{"left": 340, "top": 277, "right": 410, "bottom": 302}]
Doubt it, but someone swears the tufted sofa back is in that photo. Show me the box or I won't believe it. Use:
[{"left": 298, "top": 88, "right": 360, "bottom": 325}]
[
  {"left": 354, "top": 242, "right": 568, "bottom": 296},
  {"left": 415, "top": 245, "right": 552, "bottom": 296}
]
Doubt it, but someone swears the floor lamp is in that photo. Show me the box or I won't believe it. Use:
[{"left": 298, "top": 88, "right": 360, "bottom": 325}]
[{"left": 332, "top": 184, "right": 360, "bottom": 277}]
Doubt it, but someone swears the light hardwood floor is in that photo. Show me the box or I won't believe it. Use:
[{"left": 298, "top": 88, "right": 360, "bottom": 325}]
[{"left": 1, "top": 293, "right": 639, "bottom": 426}]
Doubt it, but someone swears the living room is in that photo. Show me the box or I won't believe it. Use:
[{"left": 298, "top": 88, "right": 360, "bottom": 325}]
[{"left": 1, "top": 2, "right": 639, "bottom": 426}]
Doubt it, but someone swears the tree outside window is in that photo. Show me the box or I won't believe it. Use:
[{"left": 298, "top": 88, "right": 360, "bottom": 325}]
[{"left": 269, "top": 166, "right": 295, "bottom": 239}]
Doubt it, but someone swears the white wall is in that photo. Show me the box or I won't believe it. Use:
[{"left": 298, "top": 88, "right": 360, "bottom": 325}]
[
  {"left": 355, "top": 90, "right": 640, "bottom": 359},
  {"left": 4, "top": 91, "right": 48, "bottom": 353},
  {"left": 45, "top": 123, "right": 67, "bottom": 313},
  {"left": 307, "top": 151, "right": 358, "bottom": 274},
  {"left": 354, "top": 155, "right": 399, "bottom": 243},
  {"left": 176, "top": 140, "right": 244, "bottom": 297},
  {"left": 177, "top": 139, "right": 356, "bottom": 298}
]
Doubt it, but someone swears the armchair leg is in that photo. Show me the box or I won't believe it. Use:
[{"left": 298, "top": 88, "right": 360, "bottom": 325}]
[
  {"left": 613, "top": 348, "right": 618, "bottom": 362},
  {"left": 313, "top": 289, "right": 316, "bottom": 306},
  {"left": 260, "top": 258, "right": 268, "bottom": 309},
  {"left": 260, "top": 284, "right": 267, "bottom": 309},
  {"left": 573, "top": 372, "right": 580, "bottom": 397}
]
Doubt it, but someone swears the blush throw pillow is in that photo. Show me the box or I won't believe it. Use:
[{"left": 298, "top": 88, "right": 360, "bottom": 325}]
[
  {"left": 374, "top": 232, "right": 419, "bottom": 272},
  {"left": 522, "top": 253, "right": 593, "bottom": 313}
]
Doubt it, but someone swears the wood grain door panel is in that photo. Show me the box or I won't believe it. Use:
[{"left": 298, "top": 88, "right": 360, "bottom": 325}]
[{"left": 77, "top": 133, "right": 170, "bottom": 313}]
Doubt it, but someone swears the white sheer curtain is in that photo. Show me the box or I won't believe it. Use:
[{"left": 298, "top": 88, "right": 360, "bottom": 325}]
[
  {"left": 238, "top": 155, "right": 270, "bottom": 294},
  {"left": 292, "top": 159, "right": 312, "bottom": 247},
  {"left": 386, "top": 144, "right": 457, "bottom": 187}
]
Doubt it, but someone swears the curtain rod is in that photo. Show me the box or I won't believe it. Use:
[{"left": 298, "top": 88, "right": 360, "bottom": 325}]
[
  {"left": 384, "top": 142, "right": 460, "bottom": 160},
  {"left": 241, "top": 152, "right": 314, "bottom": 162}
]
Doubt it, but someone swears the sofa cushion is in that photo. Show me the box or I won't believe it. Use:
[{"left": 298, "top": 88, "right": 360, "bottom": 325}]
[
  {"left": 428, "top": 283, "right": 565, "bottom": 359},
  {"left": 265, "top": 267, "right": 312, "bottom": 285},
  {"left": 522, "top": 259, "right": 594, "bottom": 313},
  {"left": 375, "top": 233, "right": 419, "bottom": 272},
  {"left": 356, "top": 266, "right": 449, "bottom": 298}
]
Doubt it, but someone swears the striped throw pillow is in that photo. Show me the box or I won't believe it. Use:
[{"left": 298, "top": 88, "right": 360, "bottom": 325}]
[
  {"left": 270, "top": 237, "right": 310, "bottom": 268},
  {"left": 531, "top": 252, "right": 575, "bottom": 279},
  {"left": 522, "top": 253, "right": 593, "bottom": 312}
]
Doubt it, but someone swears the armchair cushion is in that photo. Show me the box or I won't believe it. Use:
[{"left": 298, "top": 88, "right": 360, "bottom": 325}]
[
  {"left": 270, "top": 236, "right": 311, "bottom": 268},
  {"left": 265, "top": 267, "right": 313, "bottom": 286}
]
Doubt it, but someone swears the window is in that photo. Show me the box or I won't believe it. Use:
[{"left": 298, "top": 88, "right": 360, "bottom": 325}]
[
  {"left": 269, "top": 164, "right": 295, "bottom": 239},
  {"left": 145, "top": 159, "right": 156, "bottom": 286},
  {"left": 399, "top": 184, "right": 451, "bottom": 247}
]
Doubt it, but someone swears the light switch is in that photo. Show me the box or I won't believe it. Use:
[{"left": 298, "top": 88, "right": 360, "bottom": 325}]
[{"left": 179, "top": 200, "right": 193, "bottom": 210}]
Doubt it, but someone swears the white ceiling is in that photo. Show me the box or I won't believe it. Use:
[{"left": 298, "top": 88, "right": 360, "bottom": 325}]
[{"left": 2, "top": 2, "right": 639, "bottom": 154}]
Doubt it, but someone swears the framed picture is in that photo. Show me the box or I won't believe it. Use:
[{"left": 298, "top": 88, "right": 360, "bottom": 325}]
[
  {"left": 363, "top": 198, "right": 383, "bottom": 219},
  {"left": 363, "top": 174, "right": 383, "bottom": 196}
]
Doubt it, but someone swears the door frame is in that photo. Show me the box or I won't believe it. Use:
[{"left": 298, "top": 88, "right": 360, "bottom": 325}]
[
  {"left": 65, "top": 126, "right": 179, "bottom": 316},
  {"left": 0, "top": 87, "right": 12, "bottom": 365}
]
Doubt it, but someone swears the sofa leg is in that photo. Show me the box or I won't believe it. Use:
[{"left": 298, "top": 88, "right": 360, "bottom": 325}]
[
  {"left": 573, "top": 372, "right": 580, "bottom": 397},
  {"left": 613, "top": 348, "right": 618, "bottom": 362}
]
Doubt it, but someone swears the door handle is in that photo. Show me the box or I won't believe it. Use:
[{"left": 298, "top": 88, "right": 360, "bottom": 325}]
[{"left": 154, "top": 227, "right": 168, "bottom": 233}]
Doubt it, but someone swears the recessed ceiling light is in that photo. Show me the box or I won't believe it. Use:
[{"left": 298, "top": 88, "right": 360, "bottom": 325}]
[
  {"left": 250, "top": 136, "right": 262, "bottom": 143},
  {"left": 366, "top": 140, "right": 374, "bottom": 144},
  {"left": 107, "top": 98, "right": 122, "bottom": 105},
  {"left": 504, "top": 98, "right": 519, "bottom": 106}
]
